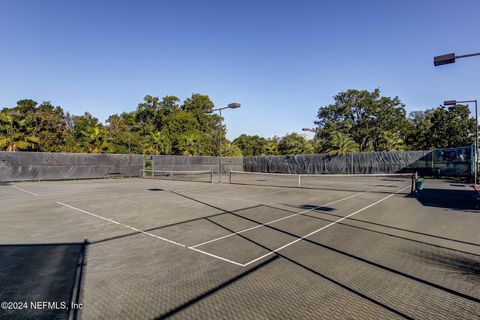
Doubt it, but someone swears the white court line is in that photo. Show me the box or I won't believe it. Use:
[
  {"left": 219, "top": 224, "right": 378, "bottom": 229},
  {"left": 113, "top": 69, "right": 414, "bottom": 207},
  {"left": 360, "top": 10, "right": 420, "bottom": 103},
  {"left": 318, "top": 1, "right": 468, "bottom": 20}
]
[
  {"left": 241, "top": 185, "right": 411, "bottom": 267},
  {"left": 190, "top": 181, "right": 407, "bottom": 248},
  {"left": 57, "top": 201, "right": 186, "bottom": 247},
  {"left": 173, "top": 185, "right": 227, "bottom": 194},
  {"left": 188, "top": 247, "right": 245, "bottom": 267},
  {"left": 184, "top": 186, "right": 292, "bottom": 202},
  {"left": 11, "top": 185, "right": 39, "bottom": 196},
  {"left": 56, "top": 201, "right": 244, "bottom": 267},
  {"left": 190, "top": 192, "right": 363, "bottom": 248},
  {"left": 239, "top": 188, "right": 290, "bottom": 199}
]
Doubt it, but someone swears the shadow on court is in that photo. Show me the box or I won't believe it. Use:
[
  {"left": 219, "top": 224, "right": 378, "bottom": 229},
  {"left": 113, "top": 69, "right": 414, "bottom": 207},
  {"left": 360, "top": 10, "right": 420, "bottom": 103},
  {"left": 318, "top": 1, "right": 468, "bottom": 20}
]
[
  {"left": 155, "top": 256, "right": 279, "bottom": 319},
  {"left": 157, "top": 190, "right": 480, "bottom": 319},
  {"left": 402, "top": 248, "right": 480, "bottom": 280},
  {"left": 294, "top": 204, "right": 480, "bottom": 247},
  {"left": 416, "top": 188, "right": 479, "bottom": 210},
  {"left": 0, "top": 241, "right": 87, "bottom": 320}
]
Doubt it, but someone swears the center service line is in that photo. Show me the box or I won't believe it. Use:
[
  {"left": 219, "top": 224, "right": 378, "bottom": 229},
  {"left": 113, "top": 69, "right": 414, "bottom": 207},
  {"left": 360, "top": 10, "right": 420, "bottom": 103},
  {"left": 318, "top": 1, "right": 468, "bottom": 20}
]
[
  {"left": 190, "top": 181, "right": 407, "bottom": 248},
  {"left": 241, "top": 185, "right": 411, "bottom": 267}
]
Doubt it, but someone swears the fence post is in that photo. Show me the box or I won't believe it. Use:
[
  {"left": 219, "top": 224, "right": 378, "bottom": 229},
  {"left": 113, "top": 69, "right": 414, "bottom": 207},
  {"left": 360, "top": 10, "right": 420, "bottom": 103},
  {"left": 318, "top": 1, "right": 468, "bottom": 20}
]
[{"left": 350, "top": 152, "right": 354, "bottom": 174}]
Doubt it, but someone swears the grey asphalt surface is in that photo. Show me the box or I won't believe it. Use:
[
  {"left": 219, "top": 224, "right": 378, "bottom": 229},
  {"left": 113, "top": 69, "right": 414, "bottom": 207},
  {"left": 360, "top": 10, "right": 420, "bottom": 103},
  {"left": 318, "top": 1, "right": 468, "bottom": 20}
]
[{"left": 0, "top": 177, "right": 479, "bottom": 319}]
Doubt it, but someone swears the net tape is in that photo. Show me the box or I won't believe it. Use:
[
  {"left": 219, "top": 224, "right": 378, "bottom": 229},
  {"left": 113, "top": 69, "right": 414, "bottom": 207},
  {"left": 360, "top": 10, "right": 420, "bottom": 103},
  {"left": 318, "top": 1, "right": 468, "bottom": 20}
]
[
  {"left": 229, "top": 171, "right": 415, "bottom": 194},
  {"left": 141, "top": 169, "right": 213, "bottom": 183}
]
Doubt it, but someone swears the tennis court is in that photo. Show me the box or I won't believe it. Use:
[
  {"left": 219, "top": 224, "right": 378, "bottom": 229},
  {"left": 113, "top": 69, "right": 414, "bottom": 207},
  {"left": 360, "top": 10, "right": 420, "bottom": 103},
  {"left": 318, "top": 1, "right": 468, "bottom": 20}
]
[{"left": 1, "top": 173, "right": 479, "bottom": 319}]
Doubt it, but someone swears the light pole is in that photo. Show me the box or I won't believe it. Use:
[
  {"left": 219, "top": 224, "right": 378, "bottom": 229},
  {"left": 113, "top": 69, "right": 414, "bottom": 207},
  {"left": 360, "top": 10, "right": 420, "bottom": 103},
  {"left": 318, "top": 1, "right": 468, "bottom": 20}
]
[
  {"left": 434, "top": 51, "right": 480, "bottom": 66},
  {"left": 434, "top": 51, "right": 480, "bottom": 184},
  {"left": 444, "top": 100, "right": 478, "bottom": 184},
  {"left": 203, "top": 102, "right": 241, "bottom": 183}
]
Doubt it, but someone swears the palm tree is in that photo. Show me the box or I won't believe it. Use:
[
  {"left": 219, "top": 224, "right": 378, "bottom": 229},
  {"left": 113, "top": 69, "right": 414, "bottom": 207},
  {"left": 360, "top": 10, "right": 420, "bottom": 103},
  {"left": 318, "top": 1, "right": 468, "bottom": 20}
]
[
  {"left": 77, "top": 125, "right": 110, "bottom": 153},
  {"left": 327, "top": 132, "right": 359, "bottom": 155},
  {"left": 0, "top": 112, "right": 40, "bottom": 151},
  {"left": 380, "top": 132, "right": 405, "bottom": 151}
]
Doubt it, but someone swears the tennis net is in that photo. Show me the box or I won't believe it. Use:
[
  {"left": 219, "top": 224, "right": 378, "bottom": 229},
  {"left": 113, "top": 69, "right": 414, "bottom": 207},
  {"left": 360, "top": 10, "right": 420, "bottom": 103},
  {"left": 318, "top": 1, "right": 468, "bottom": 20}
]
[
  {"left": 228, "top": 171, "right": 415, "bottom": 194},
  {"left": 141, "top": 169, "right": 213, "bottom": 183}
]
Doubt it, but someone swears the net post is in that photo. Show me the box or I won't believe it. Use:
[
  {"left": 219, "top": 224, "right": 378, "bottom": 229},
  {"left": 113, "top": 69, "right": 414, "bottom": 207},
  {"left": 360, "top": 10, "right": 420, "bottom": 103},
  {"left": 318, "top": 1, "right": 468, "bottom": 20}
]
[
  {"left": 211, "top": 170, "right": 214, "bottom": 183},
  {"left": 298, "top": 175, "right": 301, "bottom": 188},
  {"left": 411, "top": 172, "right": 417, "bottom": 194},
  {"left": 228, "top": 171, "right": 232, "bottom": 184}
]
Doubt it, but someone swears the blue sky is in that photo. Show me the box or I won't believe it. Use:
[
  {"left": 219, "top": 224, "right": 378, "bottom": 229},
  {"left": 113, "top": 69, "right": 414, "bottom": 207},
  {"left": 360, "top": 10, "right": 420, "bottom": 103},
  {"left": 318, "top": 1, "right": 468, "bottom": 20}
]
[{"left": 1, "top": 0, "right": 479, "bottom": 139}]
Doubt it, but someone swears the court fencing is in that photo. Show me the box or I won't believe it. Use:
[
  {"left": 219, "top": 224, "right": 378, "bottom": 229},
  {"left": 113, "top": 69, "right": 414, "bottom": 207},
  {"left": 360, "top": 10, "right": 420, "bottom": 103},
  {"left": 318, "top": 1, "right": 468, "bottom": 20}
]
[
  {"left": 242, "top": 147, "right": 474, "bottom": 177},
  {"left": 152, "top": 155, "right": 243, "bottom": 173},
  {"left": 0, "top": 152, "right": 243, "bottom": 182},
  {"left": 0, "top": 146, "right": 473, "bottom": 182},
  {"left": 0, "top": 151, "right": 144, "bottom": 182}
]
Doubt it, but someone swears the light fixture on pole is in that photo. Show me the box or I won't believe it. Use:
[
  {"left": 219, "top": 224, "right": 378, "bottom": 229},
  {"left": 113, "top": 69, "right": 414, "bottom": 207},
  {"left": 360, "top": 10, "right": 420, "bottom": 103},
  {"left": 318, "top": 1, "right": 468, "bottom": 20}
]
[
  {"left": 203, "top": 102, "right": 241, "bottom": 183},
  {"left": 434, "top": 51, "right": 480, "bottom": 66},
  {"left": 444, "top": 99, "right": 478, "bottom": 184}
]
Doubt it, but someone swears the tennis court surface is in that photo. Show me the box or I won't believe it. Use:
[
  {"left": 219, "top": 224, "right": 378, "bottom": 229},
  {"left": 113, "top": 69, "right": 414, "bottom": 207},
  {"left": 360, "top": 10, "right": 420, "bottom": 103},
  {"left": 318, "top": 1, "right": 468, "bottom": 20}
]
[{"left": 1, "top": 175, "right": 479, "bottom": 319}]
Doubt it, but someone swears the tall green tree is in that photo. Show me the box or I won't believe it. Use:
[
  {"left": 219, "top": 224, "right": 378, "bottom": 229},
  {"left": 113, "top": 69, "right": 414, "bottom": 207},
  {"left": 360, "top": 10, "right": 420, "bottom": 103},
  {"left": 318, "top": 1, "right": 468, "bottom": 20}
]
[
  {"left": 277, "top": 133, "right": 314, "bottom": 155},
  {"left": 30, "top": 102, "right": 71, "bottom": 152},
  {"left": 73, "top": 113, "right": 109, "bottom": 153},
  {"left": 222, "top": 141, "right": 243, "bottom": 157},
  {"left": 326, "top": 132, "right": 359, "bottom": 155},
  {"left": 0, "top": 110, "right": 40, "bottom": 151},
  {"left": 232, "top": 134, "right": 267, "bottom": 156},
  {"left": 0, "top": 100, "right": 42, "bottom": 151},
  {"left": 379, "top": 132, "right": 405, "bottom": 151},
  {"left": 315, "top": 89, "right": 408, "bottom": 152},
  {"left": 264, "top": 137, "right": 280, "bottom": 155},
  {"left": 405, "top": 105, "right": 476, "bottom": 149}
]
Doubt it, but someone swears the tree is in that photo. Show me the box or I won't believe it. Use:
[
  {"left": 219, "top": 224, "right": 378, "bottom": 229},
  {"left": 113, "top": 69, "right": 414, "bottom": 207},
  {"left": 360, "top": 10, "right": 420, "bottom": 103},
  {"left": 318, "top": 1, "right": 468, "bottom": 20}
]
[
  {"left": 315, "top": 89, "right": 408, "bottom": 152},
  {"left": 232, "top": 134, "right": 267, "bottom": 156},
  {"left": 264, "top": 137, "right": 279, "bottom": 155},
  {"left": 379, "top": 132, "right": 405, "bottom": 151},
  {"left": 0, "top": 100, "right": 42, "bottom": 151},
  {"left": 141, "top": 129, "right": 172, "bottom": 155},
  {"left": 222, "top": 141, "right": 243, "bottom": 157},
  {"left": 277, "top": 133, "right": 314, "bottom": 155},
  {"left": 0, "top": 111, "right": 40, "bottom": 151},
  {"left": 405, "top": 105, "right": 476, "bottom": 149},
  {"left": 30, "top": 102, "right": 71, "bottom": 152},
  {"left": 326, "top": 132, "right": 359, "bottom": 155},
  {"left": 73, "top": 113, "right": 109, "bottom": 153}
]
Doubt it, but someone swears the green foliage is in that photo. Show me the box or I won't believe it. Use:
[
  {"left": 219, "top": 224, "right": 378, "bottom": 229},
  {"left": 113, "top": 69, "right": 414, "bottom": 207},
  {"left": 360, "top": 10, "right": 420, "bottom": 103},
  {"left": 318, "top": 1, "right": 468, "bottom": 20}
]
[
  {"left": 404, "top": 105, "right": 476, "bottom": 149},
  {"left": 263, "top": 137, "right": 280, "bottom": 155},
  {"left": 222, "top": 141, "right": 243, "bottom": 157},
  {"left": 379, "top": 132, "right": 405, "bottom": 151},
  {"left": 232, "top": 134, "right": 266, "bottom": 156},
  {"left": 1, "top": 89, "right": 476, "bottom": 156},
  {"left": 277, "top": 133, "right": 314, "bottom": 155},
  {"left": 0, "top": 101, "right": 42, "bottom": 151},
  {"left": 315, "top": 89, "right": 407, "bottom": 152},
  {"left": 326, "top": 132, "right": 359, "bottom": 155}
]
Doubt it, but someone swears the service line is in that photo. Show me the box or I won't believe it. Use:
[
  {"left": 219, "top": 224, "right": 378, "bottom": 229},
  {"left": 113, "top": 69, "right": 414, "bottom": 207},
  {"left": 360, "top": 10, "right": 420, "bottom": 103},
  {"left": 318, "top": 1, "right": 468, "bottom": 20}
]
[
  {"left": 190, "top": 181, "right": 408, "bottom": 248},
  {"left": 190, "top": 192, "right": 363, "bottom": 248},
  {"left": 241, "top": 185, "right": 411, "bottom": 267},
  {"left": 56, "top": 201, "right": 245, "bottom": 267},
  {"left": 57, "top": 201, "right": 186, "bottom": 247}
]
